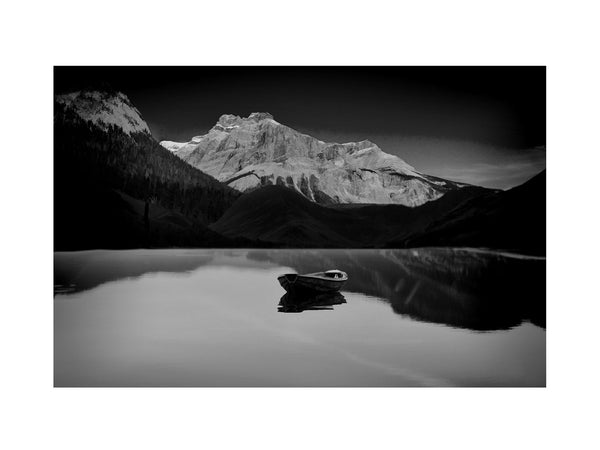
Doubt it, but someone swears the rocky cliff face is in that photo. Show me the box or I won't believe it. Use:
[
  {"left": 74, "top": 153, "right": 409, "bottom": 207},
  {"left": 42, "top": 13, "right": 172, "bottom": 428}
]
[{"left": 161, "top": 112, "right": 467, "bottom": 206}]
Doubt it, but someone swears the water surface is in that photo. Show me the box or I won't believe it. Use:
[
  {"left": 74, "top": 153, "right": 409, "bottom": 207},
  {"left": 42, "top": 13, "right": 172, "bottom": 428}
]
[{"left": 54, "top": 248, "right": 545, "bottom": 387}]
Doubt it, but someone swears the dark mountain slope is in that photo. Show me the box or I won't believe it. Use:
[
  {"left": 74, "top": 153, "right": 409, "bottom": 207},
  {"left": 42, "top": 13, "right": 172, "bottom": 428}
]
[
  {"left": 347, "top": 186, "right": 492, "bottom": 243},
  {"left": 211, "top": 185, "right": 355, "bottom": 246},
  {"left": 211, "top": 184, "right": 491, "bottom": 248},
  {"left": 55, "top": 100, "right": 249, "bottom": 250},
  {"left": 401, "top": 170, "right": 546, "bottom": 255},
  {"left": 54, "top": 176, "right": 253, "bottom": 250},
  {"left": 55, "top": 103, "right": 240, "bottom": 223}
]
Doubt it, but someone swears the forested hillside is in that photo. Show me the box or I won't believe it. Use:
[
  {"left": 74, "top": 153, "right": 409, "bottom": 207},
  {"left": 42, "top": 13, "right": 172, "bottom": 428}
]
[{"left": 54, "top": 102, "right": 244, "bottom": 250}]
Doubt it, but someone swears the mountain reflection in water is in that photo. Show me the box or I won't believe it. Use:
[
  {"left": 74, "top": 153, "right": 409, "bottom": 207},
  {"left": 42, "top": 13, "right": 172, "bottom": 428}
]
[
  {"left": 54, "top": 248, "right": 545, "bottom": 387},
  {"left": 250, "top": 248, "right": 545, "bottom": 331}
]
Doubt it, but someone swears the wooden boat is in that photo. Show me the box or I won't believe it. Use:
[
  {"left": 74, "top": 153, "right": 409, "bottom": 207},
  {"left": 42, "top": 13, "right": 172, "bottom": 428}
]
[{"left": 277, "top": 269, "right": 348, "bottom": 293}]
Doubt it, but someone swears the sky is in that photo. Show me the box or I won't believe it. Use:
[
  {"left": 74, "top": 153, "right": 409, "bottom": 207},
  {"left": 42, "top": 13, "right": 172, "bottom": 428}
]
[{"left": 54, "top": 66, "right": 546, "bottom": 189}]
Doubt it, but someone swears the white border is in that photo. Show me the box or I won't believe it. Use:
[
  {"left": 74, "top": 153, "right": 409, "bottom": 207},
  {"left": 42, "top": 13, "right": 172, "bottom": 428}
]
[{"left": 2, "top": 1, "right": 600, "bottom": 449}]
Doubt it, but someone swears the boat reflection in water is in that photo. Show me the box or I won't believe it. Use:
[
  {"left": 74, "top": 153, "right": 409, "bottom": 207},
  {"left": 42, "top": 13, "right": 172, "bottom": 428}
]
[{"left": 278, "top": 290, "right": 347, "bottom": 313}]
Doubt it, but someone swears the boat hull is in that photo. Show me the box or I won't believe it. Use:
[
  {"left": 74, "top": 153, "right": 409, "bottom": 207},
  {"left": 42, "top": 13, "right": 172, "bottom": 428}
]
[{"left": 278, "top": 273, "right": 347, "bottom": 293}]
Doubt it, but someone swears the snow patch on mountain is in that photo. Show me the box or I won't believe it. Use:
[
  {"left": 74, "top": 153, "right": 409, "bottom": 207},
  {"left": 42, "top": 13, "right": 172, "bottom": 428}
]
[
  {"left": 160, "top": 140, "right": 187, "bottom": 153},
  {"left": 55, "top": 90, "right": 151, "bottom": 135}
]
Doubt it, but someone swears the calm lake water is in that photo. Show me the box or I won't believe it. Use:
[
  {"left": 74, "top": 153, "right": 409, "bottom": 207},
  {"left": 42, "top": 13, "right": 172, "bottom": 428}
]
[{"left": 54, "top": 248, "right": 545, "bottom": 387}]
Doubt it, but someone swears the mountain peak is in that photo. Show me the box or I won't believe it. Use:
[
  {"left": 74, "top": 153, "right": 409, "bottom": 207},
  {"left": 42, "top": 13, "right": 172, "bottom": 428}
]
[
  {"left": 217, "top": 112, "right": 275, "bottom": 127},
  {"left": 55, "top": 90, "right": 151, "bottom": 135},
  {"left": 212, "top": 112, "right": 279, "bottom": 132},
  {"left": 217, "top": 114, "right": 242, "bottom": 127},
  {"left": 160, "top": 111, "right": 467, "bottom": 206},
  {"left": 248, "top": 112, "right": 274, "bottom": 122}
]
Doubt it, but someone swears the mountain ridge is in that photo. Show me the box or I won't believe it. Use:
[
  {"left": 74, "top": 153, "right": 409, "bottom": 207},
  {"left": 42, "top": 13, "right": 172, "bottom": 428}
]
[
  {"left": 53, "top": 88, "right": 545, "bottom": 255},
  {"left": 211, "top": 182, "right": 492, "bottom": 248},
  {"left": 399, "top": 170, "right": 546, "bottom": 255},
  {"left": 160, "top": 112, "right": 469, "bottom": 207},
  {"left": 210, "top": 170, "right": 544, "bottom": 255}
]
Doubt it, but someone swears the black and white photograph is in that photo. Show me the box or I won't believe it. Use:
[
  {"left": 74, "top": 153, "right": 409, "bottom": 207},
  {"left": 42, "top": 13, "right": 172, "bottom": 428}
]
[
  {"left": 54, "top": 66, "right": 546, "bottom": 387},
  {"left": 5, "top": 1, "right": 600, "bottom": 448}
]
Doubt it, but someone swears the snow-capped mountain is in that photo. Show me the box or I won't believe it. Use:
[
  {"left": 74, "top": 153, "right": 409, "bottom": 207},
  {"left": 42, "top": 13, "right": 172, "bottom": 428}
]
[
  {"left": 55, "top": 90, "right": 151, "bottom": 135},
  {"left": 160, "top": 113, "right": 467, "bottom": 206}
]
